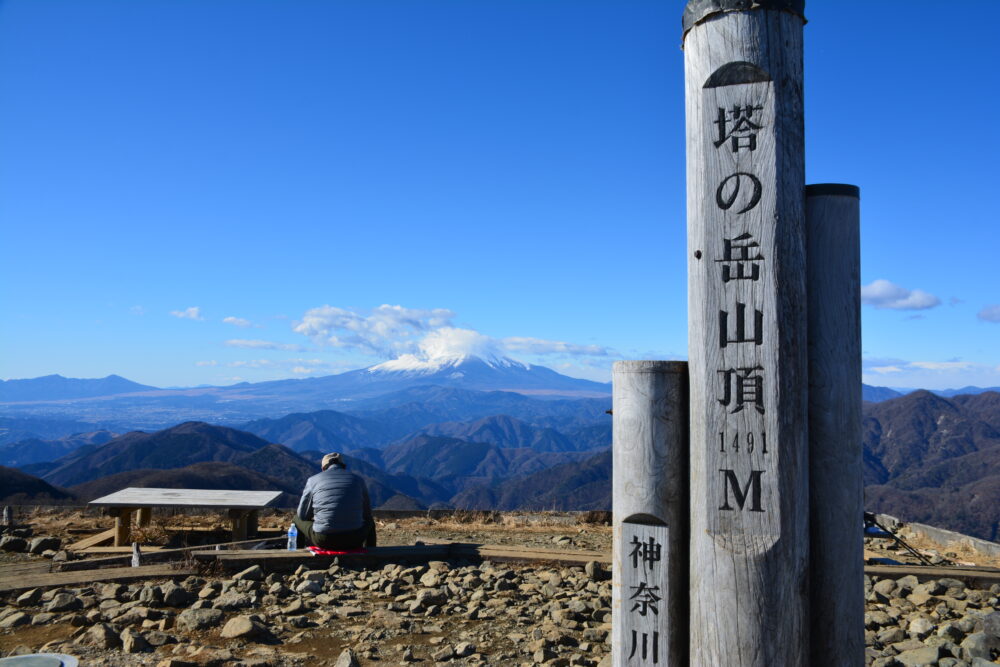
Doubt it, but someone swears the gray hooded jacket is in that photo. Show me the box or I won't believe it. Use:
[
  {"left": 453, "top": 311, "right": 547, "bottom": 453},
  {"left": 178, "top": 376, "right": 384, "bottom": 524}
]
[{"left": 296, "top": 466, "right": 373, "bottom": 534}]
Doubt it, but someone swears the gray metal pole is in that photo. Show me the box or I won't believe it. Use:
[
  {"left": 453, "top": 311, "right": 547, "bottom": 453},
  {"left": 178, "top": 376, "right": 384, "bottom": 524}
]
[
  {"left": 612, "top": 361, "right": 688, "bottom": 667},
  {"left": 806, "top": 184, "right": 863, "bottom": 666},
  {"left": 683, "top": 1, "right": 809, "bottom": 664}
]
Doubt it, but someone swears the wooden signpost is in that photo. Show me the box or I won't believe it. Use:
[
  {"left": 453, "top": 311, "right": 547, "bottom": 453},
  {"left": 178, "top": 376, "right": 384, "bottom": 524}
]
[
  {"left": 612, "top": 361, "right": 688, "bottom": 667},
  {"left": 612, "top": 3, "right": 863, "bottom": 665},
  {"left": 806, "top": 184, "right": 863, "bottom": 665},
  {"left": 683, "top": 1, "right": 808, "bottom": 665}
]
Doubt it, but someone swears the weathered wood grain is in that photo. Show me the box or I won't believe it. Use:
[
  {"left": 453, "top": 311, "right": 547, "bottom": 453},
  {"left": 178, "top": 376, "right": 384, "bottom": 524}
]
[
  {"left": 67, "top": 527, "right": 115, "bottom": 551},
  {"left": 807, "top": 185, "right": 863, "bottom": 666},
  {"left": 0, "top": 564, "right": 195, "bottom": 594},
  {"left": 612, "top": 361, "right": 688, "bottom": 667},
  {"left": 684, "top": 5, "right": 808, "bottom": 665}
]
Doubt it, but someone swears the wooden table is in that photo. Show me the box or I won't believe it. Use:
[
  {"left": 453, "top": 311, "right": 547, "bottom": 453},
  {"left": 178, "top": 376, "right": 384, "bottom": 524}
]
[{"left": 89, "top": 488, "right": 283, "bottom": 546}]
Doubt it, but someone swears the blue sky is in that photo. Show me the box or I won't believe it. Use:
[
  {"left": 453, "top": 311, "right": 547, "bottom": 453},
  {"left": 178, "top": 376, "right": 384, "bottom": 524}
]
[{"left": 1, "top": 0, "right": 997, "bottom": 390}]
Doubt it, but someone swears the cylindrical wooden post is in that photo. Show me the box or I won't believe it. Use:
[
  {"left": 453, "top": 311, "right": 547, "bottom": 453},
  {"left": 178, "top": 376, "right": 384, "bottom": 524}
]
[
  {"left": 137, "top": 507, "right": 152, "bottom": 527},
  {"left": 2, "top": 506, "right": 12, "bottom": 527},
  {"left": 612, "top": 361, "right": 688, "bottom": 667},
  {"left": 683, "top": 1, "right": 809, "bottom": 665},
  {"left": 806, "top": 184, "right": 863, "bottom": 666}
]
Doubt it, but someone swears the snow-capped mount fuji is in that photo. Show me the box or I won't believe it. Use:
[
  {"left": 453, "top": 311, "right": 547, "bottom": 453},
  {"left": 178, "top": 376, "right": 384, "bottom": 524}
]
[
  {"left": 352, "top": 353, "right": 609, "bottom": 397},
  {"left": 220, "top": 353, "right": 610, "bottom": 402}
]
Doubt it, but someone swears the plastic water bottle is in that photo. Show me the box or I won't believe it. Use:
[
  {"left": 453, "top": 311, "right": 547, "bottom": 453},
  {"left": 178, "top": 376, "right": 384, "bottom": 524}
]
[{"left": 287, "top": 523, "right": 298, "bottom": 551}]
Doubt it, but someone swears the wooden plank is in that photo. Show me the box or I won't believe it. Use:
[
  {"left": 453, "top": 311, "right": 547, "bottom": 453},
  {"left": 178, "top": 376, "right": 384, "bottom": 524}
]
[
  {"left": 67, "top": 527, "right": 115, "bottom": 551},
  {"left": 89, "top": 487, "right": 282, "bottom": 509},
  {"left": 57, "top": 536, "right": 286, "bottom": 572},
  {"left": 806, "top": 184, "right": 864, "bottom": 667},
  {"left": 0, "top": 562, "right": 53, "bottom": 578},
  {"left": 78, "top": 546, "right": 164, "bottom": 554},
  {"left": 191, "top": 543, "right": 612, "bottom": 570},
  {"left": 684, "top": 4, "right": 808, "bottom": 665},
  {"left": 0, "top": 564, "right": 196, "bottom": 594},
  {"left": 611, "top": 361, "right": 689, "bottom": 666},
  {"left": 469, "top": 545, "right": 610, "bottom": 566},
  {"left": 863, "top": 564, "right": 1000, "bottom": 589}
]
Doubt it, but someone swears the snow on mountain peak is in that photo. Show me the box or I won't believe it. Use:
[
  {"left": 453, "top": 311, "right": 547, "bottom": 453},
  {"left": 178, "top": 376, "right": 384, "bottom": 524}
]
[{"left": 368, "top": 327, "right": 529, "bottom": 374}]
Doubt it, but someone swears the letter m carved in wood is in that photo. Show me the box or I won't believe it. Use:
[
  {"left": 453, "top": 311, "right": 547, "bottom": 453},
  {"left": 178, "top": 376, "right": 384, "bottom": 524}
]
[{"left": 718, "top": 469, "right": 765, "bottom": 512}]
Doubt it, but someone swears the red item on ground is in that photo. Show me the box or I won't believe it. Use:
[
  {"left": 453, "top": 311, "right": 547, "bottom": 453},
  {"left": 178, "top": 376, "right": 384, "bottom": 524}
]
[{"left": 306, "top": 546, "right": 366, "bottom": 556}]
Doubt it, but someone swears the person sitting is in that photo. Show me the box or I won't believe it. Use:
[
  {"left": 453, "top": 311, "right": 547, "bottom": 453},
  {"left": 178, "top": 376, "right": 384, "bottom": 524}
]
[{"left": 293, "top": 452, "right": 376, "bottom": 550}]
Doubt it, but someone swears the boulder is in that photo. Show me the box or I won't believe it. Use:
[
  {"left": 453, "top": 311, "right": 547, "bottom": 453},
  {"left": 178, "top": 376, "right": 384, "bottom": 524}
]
[
  {"left": 45, "top": 592, "right": 82, "bottom": 613},
  {"left": 83, "top": 622, "right": 122, "bottom": 649},
  {"left": 176, "top": 607, "right": 224, "bottom": 631},
  {"left": 0, "top": 536, "right": 28, "bottom": 552},
  {"left": 15, "top": 588, "right": 42, "bottom": 607},
  {"left": 28, "top": 536, "right": 61, "bottom": 554},
  {"left": 220, "top": 614, "right": 269, "bottom": 640},
  {"left": 334, "top": 649, "right": 361, "bottom": 667},
  {"left": 160, "top": 581, "right": 193, "bottom": 607},
  {"left": 233, "top": 565, "right": 265, "bottom": 582},
  {"left": 121, "top": 627, "right": 152, "bottom": 653},
  {"left": 0, "top": 612, "right": 30, "bottom": 629}
]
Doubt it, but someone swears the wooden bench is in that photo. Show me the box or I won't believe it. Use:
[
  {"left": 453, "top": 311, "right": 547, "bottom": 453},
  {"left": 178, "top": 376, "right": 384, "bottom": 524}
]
[{"left": 89, "top": 488, "right": 283, "bottom": 546}]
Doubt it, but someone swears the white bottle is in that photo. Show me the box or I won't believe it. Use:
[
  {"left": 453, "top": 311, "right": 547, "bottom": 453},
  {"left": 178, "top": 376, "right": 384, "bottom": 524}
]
[{"left": 287, "top": 523, "right": 298, "bottom": 551}]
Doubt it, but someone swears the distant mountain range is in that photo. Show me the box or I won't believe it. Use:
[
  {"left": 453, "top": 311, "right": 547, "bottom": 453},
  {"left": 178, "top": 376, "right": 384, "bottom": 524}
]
[
  {"left": 0, "top": 362, "right": 995, "bottom": 436},
  {"left": 3, "top": 389, "right": 1000, "bottom": 543},
  {"left": 0, "top": 374, "right": 156, "bottom": 402}
]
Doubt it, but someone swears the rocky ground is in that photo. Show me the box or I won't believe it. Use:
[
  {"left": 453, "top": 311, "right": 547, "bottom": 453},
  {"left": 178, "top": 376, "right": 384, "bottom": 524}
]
[{"left": 0, "top": 509, "right": 998, "bottom": 665}]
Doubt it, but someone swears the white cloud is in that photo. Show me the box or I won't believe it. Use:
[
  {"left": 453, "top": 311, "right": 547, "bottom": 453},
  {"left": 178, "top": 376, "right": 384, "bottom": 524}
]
[
  {"left": 501, "top": 336, "right": 612, "bottom": 357},
  {"left": 223, "top": 316, "right": 252, "bottom": 328},
  {"left": 294, "top": 304, "right": 456, "bottom": 357},
  {"left": 292, "top": 303, "right": 618, "bottom": 366},
  {"left": 909, "top": 361, "right": 974, "bottom": 371},
  {"left": 977, "top": 304, "right": 1000, "bottom": 323},
  {"left": 224, "top": 339, "right": 304, "bottom": 351},
  {"left": 419, "top": 327, "right": 500, "bottom": 360},
  {"left": 225, "top": 357, "right": 347, "bottom": 374},
  {"left": 130, "top": 305, "right": 146, "bottom": 316},
  {"left": 195, "top": 360, "right": 218, "bottom": 367},
  {"left": 861, "top": 279, "right": 941, "bottom": 310},
  {"left": 170, "top": 306, "right": 204, "bottom": 320},
  {"left": 863, "top": 356, "right": 1000, "bottom": 391},
  {"left": 869, "top": 365, "right": 904, "bottom": 374}
]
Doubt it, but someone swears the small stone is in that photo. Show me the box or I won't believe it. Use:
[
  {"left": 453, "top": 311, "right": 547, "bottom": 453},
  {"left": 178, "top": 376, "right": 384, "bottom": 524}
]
[
  {"left": 221, "top": 614, "right": 267, "bottom": 639},
  {"left": 145, "top": 630, "right": 177, "bottom": 646},
  {"left": 161, "top": 581, "right": 193, "bottom": 607},
  {"left": 455, "top": 641, "right": 476, "bottom": 657},
  {"left": 907, "top": 616, "right": 935, "bottom": 639},
  {"left": 334, "top": 649, "right": 361, "bottom": 667},
  {"left": 212, "top": 591, "right": 254, "bottom": 610},
  {"left": 432, "top": 646, "right": 455, "bottom": 661},
  {"left": 584, "top": 561, "right": 608, "bottom": 582},
  {"left": 176, "top": 607, "right": 224, "bottom": 631},
  {"left": 295, "top": 579, "right": 323, "bottom": 595},
  {"left": 83, "top": 622, "right": 122, "bottom": 649},
  {"left": 0, "top": 536, "right": 27, "bottom": 552},
  {"left": 961, "top": 632, "right": 1000, "bottom": 661},
  {"left": 15, "top": 588, "right": 42, "bottom": 606},
  {"left": 895, "top": 645, "right": 939, "bottom": 667},
  {"left": 234, "top": 564, "right": 265, "bottom": 581},
  {"left": 45, "top": 592, "right": 82, "bottom": 613},
  {"left": 0, "top": 612, "right": 30, "bottom": 629},
  {"left": 28, "top": 536, "right": 61, "bottom": 554},
  {"left": 121, "top": 627, "right": 151, "bottom": 653}
]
